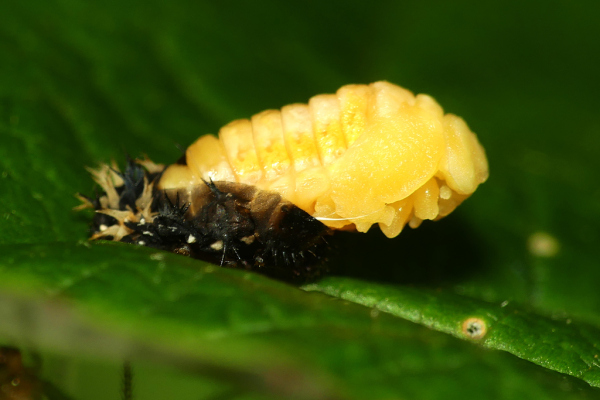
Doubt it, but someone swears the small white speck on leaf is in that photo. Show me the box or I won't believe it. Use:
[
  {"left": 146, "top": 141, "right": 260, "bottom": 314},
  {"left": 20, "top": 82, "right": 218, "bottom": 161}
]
[
  {"left": 527, "top": 231, "right": 559, "bottom": 257},
  {"left": 150, "top": 253, "right": 165, "bottom": 261}
]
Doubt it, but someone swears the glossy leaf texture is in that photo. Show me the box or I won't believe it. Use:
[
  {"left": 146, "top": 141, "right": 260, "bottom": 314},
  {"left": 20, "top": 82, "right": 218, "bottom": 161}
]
[
  {"left": 1, "top": 0, "right": 600, "bottom": 398},
  {"left": 1, "top": 243, "right": 599, "bottom": 400}
]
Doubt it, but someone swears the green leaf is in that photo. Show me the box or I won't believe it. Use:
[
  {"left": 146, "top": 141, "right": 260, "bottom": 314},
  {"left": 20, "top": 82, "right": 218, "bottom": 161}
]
[
  {"left": 304, "top": 277, "right": 600, "bottom": 385},
  {"left": 1, "top": 243, "right": 599, "bottom": 400},
  {"left": 1, "top": 0, "right": 600, "bottom": 398}
]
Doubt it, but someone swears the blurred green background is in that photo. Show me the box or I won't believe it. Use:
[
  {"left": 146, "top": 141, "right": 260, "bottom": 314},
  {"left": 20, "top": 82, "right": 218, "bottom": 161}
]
[{"left": 1, "top": 0, "right": 600, "bottom": 399}]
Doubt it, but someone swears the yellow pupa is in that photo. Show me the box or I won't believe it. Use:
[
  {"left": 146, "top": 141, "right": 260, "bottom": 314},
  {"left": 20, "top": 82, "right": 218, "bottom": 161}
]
[{"left": 158, "top": 81, "right": 489, "bottom": 237}]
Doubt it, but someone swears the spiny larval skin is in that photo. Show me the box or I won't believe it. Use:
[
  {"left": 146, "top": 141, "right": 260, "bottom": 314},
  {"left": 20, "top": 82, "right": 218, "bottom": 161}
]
[{"left": 77, "top": 159, "right": 330, "bottom": 283}]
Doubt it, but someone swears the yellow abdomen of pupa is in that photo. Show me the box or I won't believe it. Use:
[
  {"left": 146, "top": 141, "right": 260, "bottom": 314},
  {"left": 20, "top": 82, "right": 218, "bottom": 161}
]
[{"left": 158, "top": 81, "right": 489, "bottom": 238}]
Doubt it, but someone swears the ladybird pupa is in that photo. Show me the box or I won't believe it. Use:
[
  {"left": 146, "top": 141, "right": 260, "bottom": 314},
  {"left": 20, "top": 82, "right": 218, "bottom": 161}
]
[
  {"left": 79, "top": 81, "right": 488, "bottom": 282},
  {"left": 159, "top": 81, "right": 488, "bottom": 237}
]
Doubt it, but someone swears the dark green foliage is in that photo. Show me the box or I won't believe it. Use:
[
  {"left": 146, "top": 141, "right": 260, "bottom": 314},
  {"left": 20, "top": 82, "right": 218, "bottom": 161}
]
[{"left": 1, "top": 0, "right": 600, "bottom": 398}]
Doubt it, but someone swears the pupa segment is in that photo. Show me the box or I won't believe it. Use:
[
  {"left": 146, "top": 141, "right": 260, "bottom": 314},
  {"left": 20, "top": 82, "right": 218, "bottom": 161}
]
[{"left": 159, "top": 81, "right": 489, "bottom": 237}]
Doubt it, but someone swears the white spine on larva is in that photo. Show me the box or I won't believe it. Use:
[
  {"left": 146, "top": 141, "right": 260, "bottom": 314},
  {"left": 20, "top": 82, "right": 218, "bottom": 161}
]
[{"left": 158, "top": 81, "right": 489, "bottom": 238}]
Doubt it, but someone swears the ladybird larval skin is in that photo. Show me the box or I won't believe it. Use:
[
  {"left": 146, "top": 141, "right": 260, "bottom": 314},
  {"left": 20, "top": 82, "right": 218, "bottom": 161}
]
[{"left": 77, "top": 158, "right": 331, "bottom": 282}]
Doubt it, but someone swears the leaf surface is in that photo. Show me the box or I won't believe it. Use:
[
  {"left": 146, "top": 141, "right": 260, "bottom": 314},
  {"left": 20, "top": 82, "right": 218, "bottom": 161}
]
[{"left": 1, "top": 0, "right": 600, "bottom": 398}]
